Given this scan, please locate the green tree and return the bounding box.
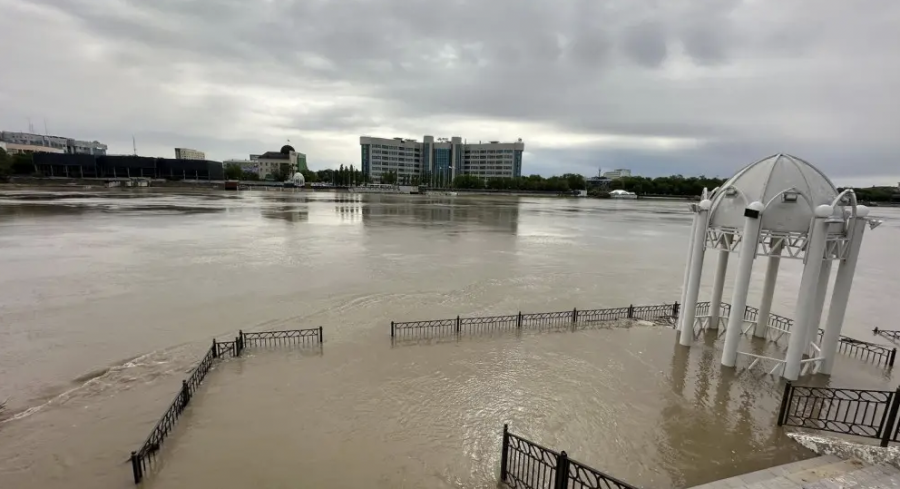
[452,174,484,189]
[300,169,318,183]
[11,153,35,175]
[0,148,11,179]
[224,163,243,180]
[381,171,398,184]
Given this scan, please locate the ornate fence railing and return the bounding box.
[836,336,896,367]
[500,424,642,489]
[777,383,900,447]
[874,328,900,341]
[129,327,322,484]
[391,303,679,339]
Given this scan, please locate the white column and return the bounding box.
[679,200,712,346]
[708,249,730,331]
[677,212,700,332]
[721,202,765,367]
[821,210,868,374]
[753,241,782,338]
[783,205,833,380]
[805,259,833,352]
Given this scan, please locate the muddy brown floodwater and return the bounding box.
[0,189,898,488]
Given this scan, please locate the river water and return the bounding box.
[0,189,898,488]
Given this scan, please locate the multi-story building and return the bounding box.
[175,148,206,160]
[359,135,524,184]
[0,131,106,155]
[602,169,632,179]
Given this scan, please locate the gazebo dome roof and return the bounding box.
[708,154,839,234]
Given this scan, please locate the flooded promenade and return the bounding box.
[0,189,898,488]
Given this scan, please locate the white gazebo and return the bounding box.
[676,154,881,380]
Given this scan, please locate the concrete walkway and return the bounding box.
[689,455,900,488]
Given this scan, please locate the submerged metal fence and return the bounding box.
[391,303,679,339]
[500,424,641,489]
[129,327,322,484]
[777,383,900,447]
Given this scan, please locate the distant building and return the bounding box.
[586,176,612,189]
[175,148,206,160]
[223,159,258,175]
[359,135,524,185]
[31,153,224,180]
[602,169,632,179]
[0,142,6,153]
[296,152,308,172]
[0,131,106,155]
[255,145,300,180]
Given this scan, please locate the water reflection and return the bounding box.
[329,194,520,234]
[261,205,309,223]
[658,333,811,487]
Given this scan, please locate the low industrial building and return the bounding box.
[32,153,224,180]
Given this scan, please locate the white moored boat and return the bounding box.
[610,189,638,199]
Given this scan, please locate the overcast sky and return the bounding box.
[1,0,898,185]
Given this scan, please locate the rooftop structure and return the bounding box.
[175,148,206,160]
[676,154,883,380]
[0,131,107,155]
[602,169,631,179]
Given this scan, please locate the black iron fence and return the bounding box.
[874,328,900,341]
[129,327,322,484]
[391,303,679,339]
[834,335,896,367]
[500,424,641,489]
[777,383,900,447]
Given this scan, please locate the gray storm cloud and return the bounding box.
[1,0,898,184]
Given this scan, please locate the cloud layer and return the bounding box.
[2,0,898,184]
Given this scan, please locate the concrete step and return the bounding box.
[689,455,900,488]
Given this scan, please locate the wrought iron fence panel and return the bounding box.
[577,307,629,325]
[874,328,900,341]
[781,385,895,439]
[742,306,759,323]
[631,303,674,321]
[521,310,575,329]
[768,314,793,332]
[504,432,559,489]
[215,341,237,357]
[565,457,642,489]
[460,315,519,334]
[186,348,215,394]
[835,337,896,367]
[392,318,457,338]
[694,302,711,317]
[242,328,321,347]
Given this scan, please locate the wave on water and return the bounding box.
[0,348,182,424]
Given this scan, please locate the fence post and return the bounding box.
[554,451,570,489]
[239,330,244,351]
[130,451,142,484]
[673,302,679,318]
[777,381,792,426]
[457,315,461,334]
[212,338,218,359]
[319,326,323,344]
[181,380,191,409]
[891,348,897,367]
[517,312,522,329]
[500,424,509,481]
[234,337,240,357]
[572,308,577,330]
[391,321,395,338]
[880,388,900,447]
[628,304,634,319]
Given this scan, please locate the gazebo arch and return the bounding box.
[676,154,881,380]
